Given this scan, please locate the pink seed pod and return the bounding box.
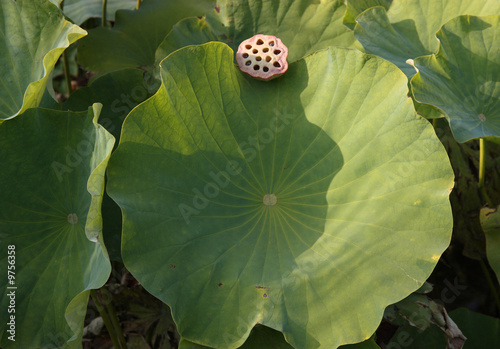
[236,34,288,81]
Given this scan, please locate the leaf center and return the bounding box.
[67,213,78,225]
[263,194,277,206]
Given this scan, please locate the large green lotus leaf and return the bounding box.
[107,42,454,348]
[63,0,137,25]
[343,0,392,30]
[77,0,215,74]
[353,0,500,79]
[155,0,358,67]
[411,15,500,143]
[480,205,500,282]
[0,0,86,120]
[0,105,114,348]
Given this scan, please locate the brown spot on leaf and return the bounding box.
[263,293,268,298]
[255,285,270,289]
[169,264,176,269]
[218,282,223,287]
[215,5,220,13]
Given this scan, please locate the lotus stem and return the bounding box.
[62,51,72,97]
[136,0,141,10]
[101,288,127,348]
[479,138,494,207]
[90,289,126,349]
[479,259,500,313]
[102,0,107,27]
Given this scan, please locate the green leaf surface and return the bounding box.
[155,0,359,68]
[77,0,215,74]
[353,0,500,79]
[411,15,500,143]
[0,0,86,120]
[107,42,454,348]
[343,0,392,30]
[0,105,114,348]
[63,0,137,25]
[480,205,500,282]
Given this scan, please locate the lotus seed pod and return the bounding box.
[236,34,288,81]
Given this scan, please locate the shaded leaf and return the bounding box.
[0,105,114,348]
[450,308,500,348]
[387,308,500,349]
[77,0,215,74]
[63,0,137,25]
[107,42,454,348]
[480,205,500,282]
[63,68,150,142]
[411,15,500,143]
[0,0,86,120]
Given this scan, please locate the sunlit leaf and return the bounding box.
[0,0,86,120]
[354,0,500,78]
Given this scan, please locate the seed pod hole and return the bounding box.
[263,67,269,72]
[252,49,258,54]
[256,39,264,45]
[265,56,271,62]
[242,53,249,58]
[269,41,274,46]
[274,49,281,55]
[273,62,281,68]
[245,44,252,49]
[263,47,269,53]
[256,56,262,61]
[245,61,251,66]
[254,65,260,70]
